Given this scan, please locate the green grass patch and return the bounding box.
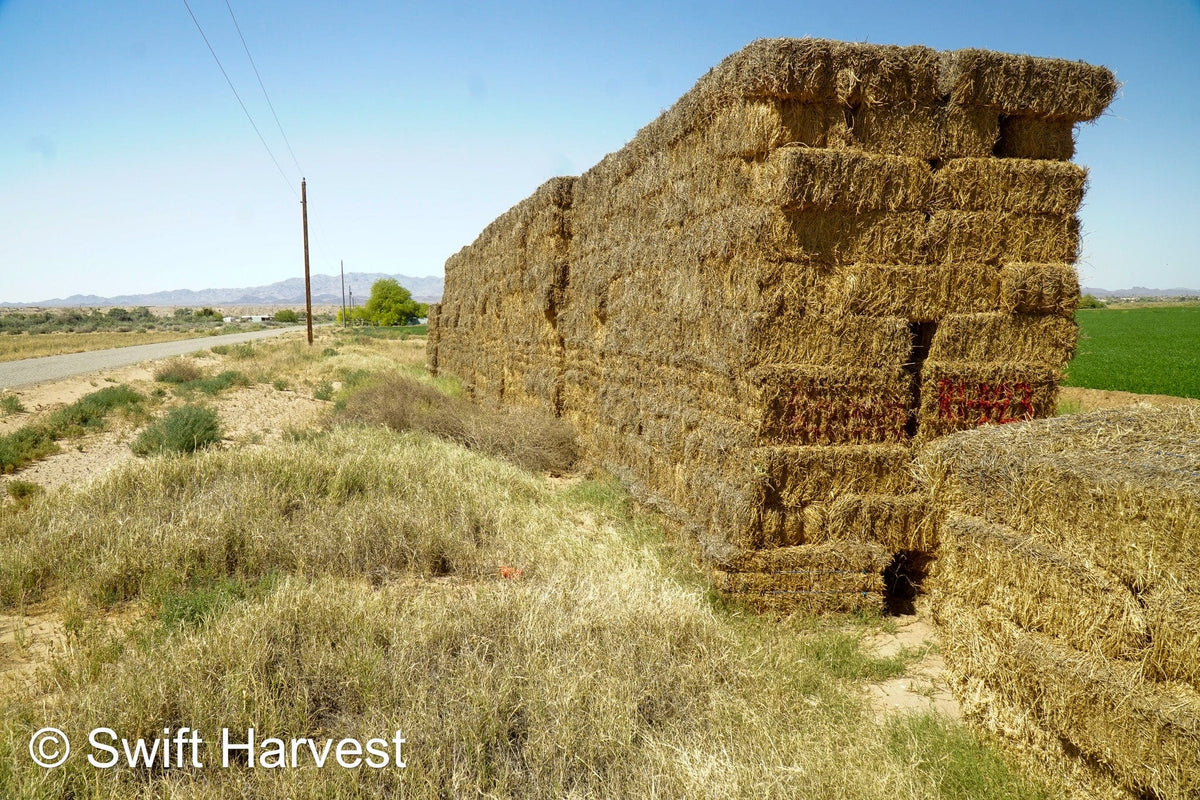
[1,386,144,473]
[155,573,280,630]
[0,394,24,415]
[0,427,57,473]
[131,405,222,456]
[170,369,252,396]
[887,713,1050,800]
[1065,306,1200,398]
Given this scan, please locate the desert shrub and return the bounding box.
[3,479,42,503]
[339,374,577,474]
[131,405,221,456]
[154,359,203,384]
[274,309,300,323]
[313,382,334,401]
[0,394,24,415]
[44,385,144,435]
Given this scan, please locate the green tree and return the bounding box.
[274,309,300,323]
[363,279,426,326]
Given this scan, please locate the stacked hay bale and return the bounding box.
[918,406,1200,800]
[434,177,573,412]
[430,38,1114,613]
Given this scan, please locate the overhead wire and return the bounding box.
[222,0,304,178]
[179,0,297,198]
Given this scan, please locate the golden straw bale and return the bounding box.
[938,599,1200,800]
[999,261,1081,317]
[933,157,1087,215]
[924,210,1080,265]
[759,444,915,506]
[752,148,933,212]
[996,115,1076,160]
[927,313,1078,365]
[917,406,1200,592]
[705,99,850,157]
[744,313,911,368]
[752,365,911,445]
[819,262,1004,320]
[1144,587,1200,692]
[916,361,1060,440]
[933,514,1149,661]
[851,105,999,159]
[939,48,1117,121]
[804,493,933,551]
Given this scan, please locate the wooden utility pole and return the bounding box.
[340,259,347,328]
[301,178,313,345]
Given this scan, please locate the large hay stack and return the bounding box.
[431,38,1114,613]
[918,406,1200,800]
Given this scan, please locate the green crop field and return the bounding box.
[1064,304,1200,399]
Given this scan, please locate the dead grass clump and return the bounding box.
[153,358,204,384]
[340,373,577,474]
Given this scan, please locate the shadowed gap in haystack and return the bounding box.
[904,321,938,438]
[883,550,935,615]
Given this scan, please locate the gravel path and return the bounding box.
[0,327,301,390]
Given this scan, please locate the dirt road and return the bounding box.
[0,327,300,390]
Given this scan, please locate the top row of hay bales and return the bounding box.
[430,37,1115,613]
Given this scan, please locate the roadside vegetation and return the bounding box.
[0,327,1053,799]
[0,385,146,473]
[1065,302,1200,399]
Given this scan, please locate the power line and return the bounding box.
[223,0,304,177]
[180,0,297,197]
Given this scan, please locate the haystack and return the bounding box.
[429,38,1114,613]
[919,406,1200,800]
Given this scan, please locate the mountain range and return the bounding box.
[2,273,445,308]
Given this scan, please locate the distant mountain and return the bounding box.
[1083,286,1200,299]
[3,273,444,307]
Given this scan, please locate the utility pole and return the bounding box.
[348,287,353,325]
[301,178,313,345]
[340,259,347,328]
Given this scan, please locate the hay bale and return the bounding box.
[938,599,1200,800]
[932,157,1087,215]
[851,105,998,160]
[917,406,1200,591]
[917,361,1061,439]
[820,262,1004,320]
[752,365,911,445]
[714,540,892,614]
[939,48,1117,121]
[926,312,1077,365]
[1144,587,1200,691]
[806,493,934,551]
[744,313,911,368]
[996,115,1076,160]
[706,99,850,157]
[924,210,1080,265]
[753,147,933,212]
[933,514,1149,661]
[999,261,1080,317]
[759,444,915,506]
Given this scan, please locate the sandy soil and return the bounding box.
[862,600,960,720]
[0,607,66,697]
[1,353,327,496]
[1058,386,1200,413]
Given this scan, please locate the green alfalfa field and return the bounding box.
[1064,303,1200,399]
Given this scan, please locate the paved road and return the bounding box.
[0,327,304,390]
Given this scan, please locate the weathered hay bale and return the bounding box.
[918,406,1200,591]
[996,115,1076,160]
[820,262,1002,320]
[753,148,933,212]
[932,157,1087,215]
[851,105,998,159]
[934,514,1149,660]
[744,313,911,368]
[939,48,1117,121]
[923,210,1080,264]
[938,598,1200,800]
[926,312,1077,365]
[1144,587,1200,691]
[805,493,933,551]
[917,361,1060,439]
[752,365,910,445]
[706,99,850,157]
[999,261,1080,317]
[759,444,915,506]
[715,540,892,614]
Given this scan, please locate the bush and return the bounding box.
[274,309,300,323]
[131,405,222,456]
[154,359,203,384]
[45,386,144,434]
[339,374,577,474]
[3,479,42,503]
[1078,293,1106,309]
[0,394,24,416]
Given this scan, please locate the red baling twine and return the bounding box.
[936,379,1034,426]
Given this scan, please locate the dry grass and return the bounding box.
[0,423,1048,799]
[339,373,577,474]
[0,330,214,363]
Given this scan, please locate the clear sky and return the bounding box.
[1,0,1197,302]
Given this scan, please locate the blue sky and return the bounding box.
[1,0,1197,302]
